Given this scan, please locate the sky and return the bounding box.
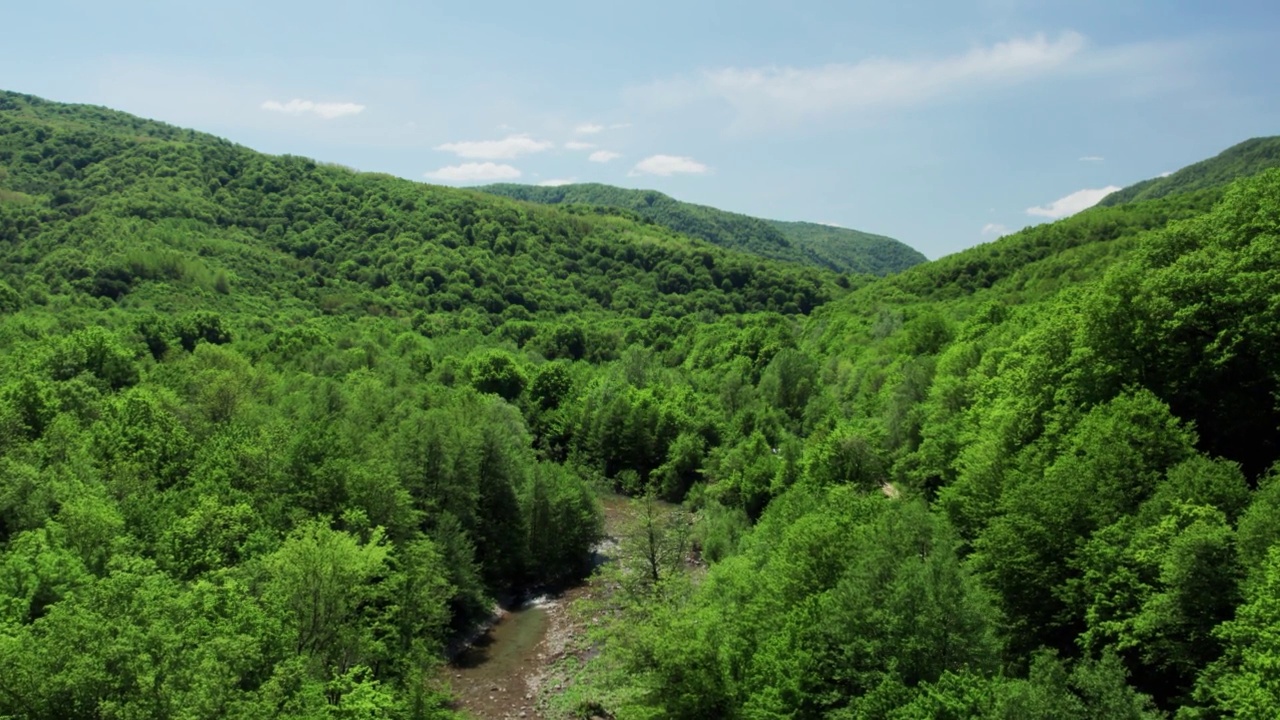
[2,0,1278,258]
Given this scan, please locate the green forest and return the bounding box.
[477,183,926,276]
[1,89,1279,720]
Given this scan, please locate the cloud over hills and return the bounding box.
[261,99,365,119]
[1027,185,1121,219]
[425,162,522,182]
[631,155,709,176]
[436,135,554,160]
[628,32,1091,131]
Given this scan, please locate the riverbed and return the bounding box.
[445,494,639,719]
[446,598,553,719]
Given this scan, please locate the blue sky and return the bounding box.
[3,0,1277,258]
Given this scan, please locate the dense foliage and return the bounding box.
[578,163,1280,719]
[479,182,926,275]
[0,90,842,718]
[2,90,1279,719]
[766,219,927,276]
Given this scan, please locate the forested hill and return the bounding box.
[573,157,1280,717]
[3,89,1280,720]
[1099,135,1280,207]
[0,89,842,717]
[0,90,840,322]
[479,182,926,275]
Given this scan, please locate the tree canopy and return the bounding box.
[2,89,1280,719]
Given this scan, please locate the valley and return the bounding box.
[0,89,1279,719]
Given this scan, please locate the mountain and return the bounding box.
[3,90,1280,720]
[478,182,926,275]
[0,91,840,324]
[0,89,845,716]
[600,165,1280,720]
[1099,135,1280,207]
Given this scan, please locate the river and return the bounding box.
[446,598,554,719]
[445,494,643,720]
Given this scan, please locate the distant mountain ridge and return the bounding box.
[1100,136,1280,207]
[0,89,842,322]
[478,182,926,276]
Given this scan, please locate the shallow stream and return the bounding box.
[448,599,553,719]
[445,493,674,719]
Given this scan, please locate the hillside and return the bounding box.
[584,172,1280,720]
[2,91,1280,720]
[0,92,841,324]
[479,182,926,275]
[0,90,842,718]
[1100,135,1280,207]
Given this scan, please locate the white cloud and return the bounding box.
[424,163,522,182]
[589,150,622,163]
[435,134,553,160]
[1079,155,1105,162]
[982,223,1010,236]
[574,123,605,134]
[261,98,365,119]
[631,155,709,176]
[564,141,595,150]
[629,32,1088,130]
[1160,170,1174,177]
[1026,185,1121,219]
[538,178,577,187]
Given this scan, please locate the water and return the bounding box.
[450,601,551,719]
[446,493,680,718]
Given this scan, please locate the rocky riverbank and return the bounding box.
[446,496,634,720]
